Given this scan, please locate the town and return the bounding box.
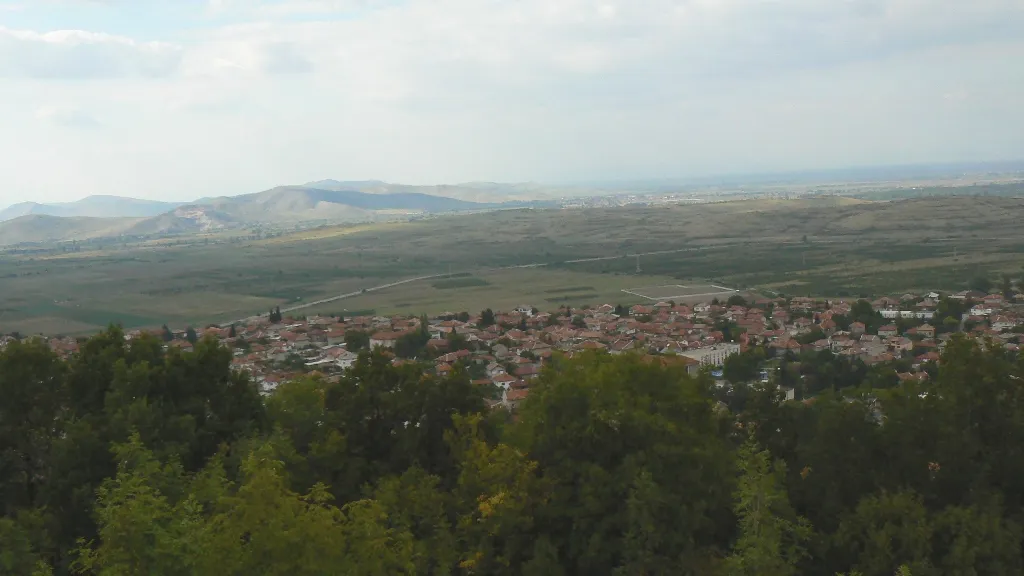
[12,285,1022,410]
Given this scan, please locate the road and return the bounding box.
[218,273,446,327]
[218,244,755,326]
[217,234,1014,327]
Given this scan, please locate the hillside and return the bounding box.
[0,207,234,245]
[0,186,489,244]
[304,179,554,203]
[194,185,484,223]
[0,214,145,245]
[0,196,184,222]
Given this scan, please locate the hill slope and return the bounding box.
[304,180,553,203]
[0,196,184,222]
[0,215,145,245]
[194,186,484,223]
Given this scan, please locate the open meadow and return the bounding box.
[1,195,1023,335]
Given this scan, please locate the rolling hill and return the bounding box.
[0,206,237,246]
[0,185,492,245]
[192,186,486,223]
[0,196,185,222]
[303,180,554,203]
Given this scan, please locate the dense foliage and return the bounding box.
[1,327,1022,575]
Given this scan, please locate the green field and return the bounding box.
[2,195,1023,335]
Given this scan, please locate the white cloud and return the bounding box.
[0,26,181,78]
[35,105,101,128]
[2,0,1024,206]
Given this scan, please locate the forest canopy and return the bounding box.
[1,327,1022,575]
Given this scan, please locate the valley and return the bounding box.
[1,194,1022,336]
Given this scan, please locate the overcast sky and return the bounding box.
[1,0,1023,205]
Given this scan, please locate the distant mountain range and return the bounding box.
[0,180,554,246]
[0,196,184,221]
[302,180,554,203]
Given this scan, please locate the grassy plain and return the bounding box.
[2,195,1023,335]
[298,269,685,318]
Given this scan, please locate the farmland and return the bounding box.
[1,195,1023,335]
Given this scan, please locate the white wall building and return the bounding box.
[880,310,935,320]
[681,343,741,367]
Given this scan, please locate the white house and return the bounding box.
[681,343,741,367]
[879,310,934,320]
[970,305,993,317]
[335,349,359,369]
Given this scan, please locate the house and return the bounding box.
[681,343,741,367]
[335,349,359,369]
[491,373,518,390]
[326,328,347,346]
[850,322,866,335]
[370,330,408,349]
[513,305,535,317]
[916,324,936,339]
[878,324,898,338]
[992,316,1019,332]
[500,388,529,411]
[970,305,993,317]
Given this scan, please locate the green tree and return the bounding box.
[479,309,496,328]
[832,491,933,576]
[727,294,749,307]
[447,328,469,352]
[513,352,734,574]
[724,348,765,384]
[161,324,174,342]
[1000,273,1014,299]
[344,330,370,351]
[970,275,993,294]
[725,431,811,576]
[185,326,198,344]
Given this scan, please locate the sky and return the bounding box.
[1,0,1024,205]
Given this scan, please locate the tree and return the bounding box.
[832,491,933,576]
[228,324,236,338]
[724,348,765,384]
[161,324,174,342]
[479,309,496,328]
[345,330,370,351]
[725,431,811,576]
[185,326,198,344]
[571,315,586,329]
[727,294,749,307]
[514,352,734,573]
[970,275,993,294]
[447,328,470,352]
[1001,273,1014,299]
[269,306,283,323]
[76,436,418,576]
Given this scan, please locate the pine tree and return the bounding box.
[726,430,811,576]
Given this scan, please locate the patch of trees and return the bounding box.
[344,329,370,351]
[268,306,283,323]
[1,328,1023,574]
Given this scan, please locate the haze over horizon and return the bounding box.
[2,0,1024,206]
